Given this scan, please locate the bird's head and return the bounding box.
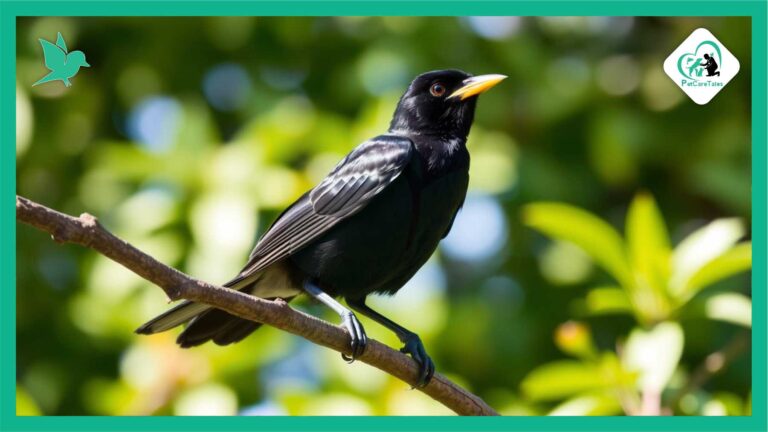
[68,50,90,68]
[389,69,506,138]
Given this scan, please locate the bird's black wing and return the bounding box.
[227,135,414,285]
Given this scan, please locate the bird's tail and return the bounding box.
[135,300,211,335]
[135,264,299,347]
[32,72,55,87]
[175,304,272,348]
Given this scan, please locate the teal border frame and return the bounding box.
[2,1,765,431]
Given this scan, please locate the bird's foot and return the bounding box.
[400,333,435,388]
[340,311,367,363]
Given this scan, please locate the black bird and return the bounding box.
[136,70,506,387]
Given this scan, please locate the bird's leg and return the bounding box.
[303,281,367,362]
[347,297,435,387]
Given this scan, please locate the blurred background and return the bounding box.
[16,16,752,416]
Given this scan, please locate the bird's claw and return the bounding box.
[340,311,367,363]
[400,333,435,388]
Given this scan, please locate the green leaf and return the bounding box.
[626,192,671,273]
[685,242,752,298]
[626,193,671,310]
[521,360,605,401]
[523,203,632,288]
[622,322,683,393]
[681,291,752,327]
[539,240,594,286]
[16,386,41,416]
[583,286,633,315]
[548,392,624,416]
[599,352,639,389]
[670,218,745,299]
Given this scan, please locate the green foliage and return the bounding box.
[522,360,606,401]
[521,350,636,415]
[523,203,633,288]
[521,192,751,414]
[524,193,751,326]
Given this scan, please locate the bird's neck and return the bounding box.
[388,123,472,142]
[402,133,470,179]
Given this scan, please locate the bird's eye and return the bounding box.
[430,82,446,97]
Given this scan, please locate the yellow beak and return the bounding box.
[448,74,508,100]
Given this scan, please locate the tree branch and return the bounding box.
[16,195,498,416]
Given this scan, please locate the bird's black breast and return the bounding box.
[288,137,469,299]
